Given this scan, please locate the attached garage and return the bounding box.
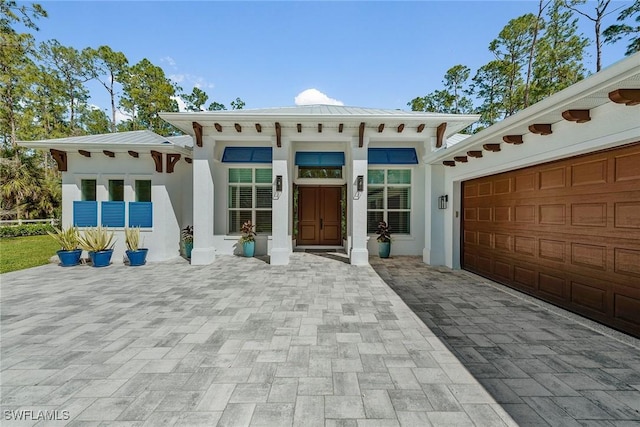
[462,143,640,337]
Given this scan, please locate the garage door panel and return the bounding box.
[463,142,640,337]
[571,159,608,187]
[615,202,640,229]
[540,167,566,190]
[615,152,640,182]
[571,281,608,314]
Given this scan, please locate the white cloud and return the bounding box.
[161,56,176,67]
[294,88,344,106]
[169,74,185,83]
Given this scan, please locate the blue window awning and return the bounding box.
[368,148,418,164]
[295,152,345,167]
[222,147,272,163]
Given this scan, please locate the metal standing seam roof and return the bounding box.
[17,130,193,150]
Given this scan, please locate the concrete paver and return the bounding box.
[371,256,640,426]
[1,253,516,426]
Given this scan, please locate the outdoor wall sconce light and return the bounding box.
[356,175,364,192]
[438,195,448,209]
[275,175,283,192]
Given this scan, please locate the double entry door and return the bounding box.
[297,186,342,245]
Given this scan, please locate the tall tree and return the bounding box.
[563,0,614,71]
[523,1,551,107]
[489,13,539,115]
[470,60,513,128]
[208,101,227,111]
[88,45,128,132]
[182,87,209,111]
[408,65,473,114]
[604,0,640,56]
[0,0,47,33]
[120,58,180,135]
[532,0,588,102]
[39,39,93,132]
[230,97,245,110]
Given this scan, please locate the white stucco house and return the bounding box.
[20,52,640,336]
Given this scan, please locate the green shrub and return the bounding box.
[0,223,56,238]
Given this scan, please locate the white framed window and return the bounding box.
[228,168,273,233]
[367,169,411,234]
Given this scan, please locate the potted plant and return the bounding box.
[78,226,115,267]
[239,220,256,257]
[376,220,391,258]
[125,227,148,266]
[47,226,82,267]
[181,225,193,259]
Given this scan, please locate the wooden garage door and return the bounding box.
[462,142,640,337]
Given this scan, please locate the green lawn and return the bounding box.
[0,235,59,274]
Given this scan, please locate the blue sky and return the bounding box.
[32,1,632,112]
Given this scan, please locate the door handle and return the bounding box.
[320,218,323,230]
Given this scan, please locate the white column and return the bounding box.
[349,137,369,265]
[270,138,290,265]
[191,137,216,265]
[423,164,446,266]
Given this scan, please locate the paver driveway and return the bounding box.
[1,253,515,426]
[371,256,640,426]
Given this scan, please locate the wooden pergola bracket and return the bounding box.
[443,160,456,167]
[436,122,447,148]
[454,156,468,163]
[255,123,262,133]
[483,143,501,152]
[192,121,203,147]
[562,109,591,123]
[128,150,139,158]
[78,150,91,158]
[297,123,302,133]
[185,157,192,164]
[608,89,640,106]
[275,122,281,147]
[338,123,344,133]
[503,135,523,144]
[150,150,163,173]
[378,124,385,133]
[214,123,222,132]
[467,150,483,158]
[50,149,67,171]
[528,123,552,135]
[397,124,405,133]
[103,150,115,158]
[166,153,181,173]
[318,123,322,133]
[359,122,365,147]
[417,124,425,133]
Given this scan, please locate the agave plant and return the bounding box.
[47,226,79,251]
[77,226,115,252]
[125,227,143,251]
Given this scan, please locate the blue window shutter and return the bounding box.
[295,152,345,166]
[101,201,125,227]
[222,147,272,163]
[368,148,418,164]
[129,202,153,228]
[73,201,98,227]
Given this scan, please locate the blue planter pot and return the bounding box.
[126,249,148,266]
[378,241,391,258]
[57,249,82,267]
[184,242,193,259]
[89,249,113,267]
[243,240,255,257]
